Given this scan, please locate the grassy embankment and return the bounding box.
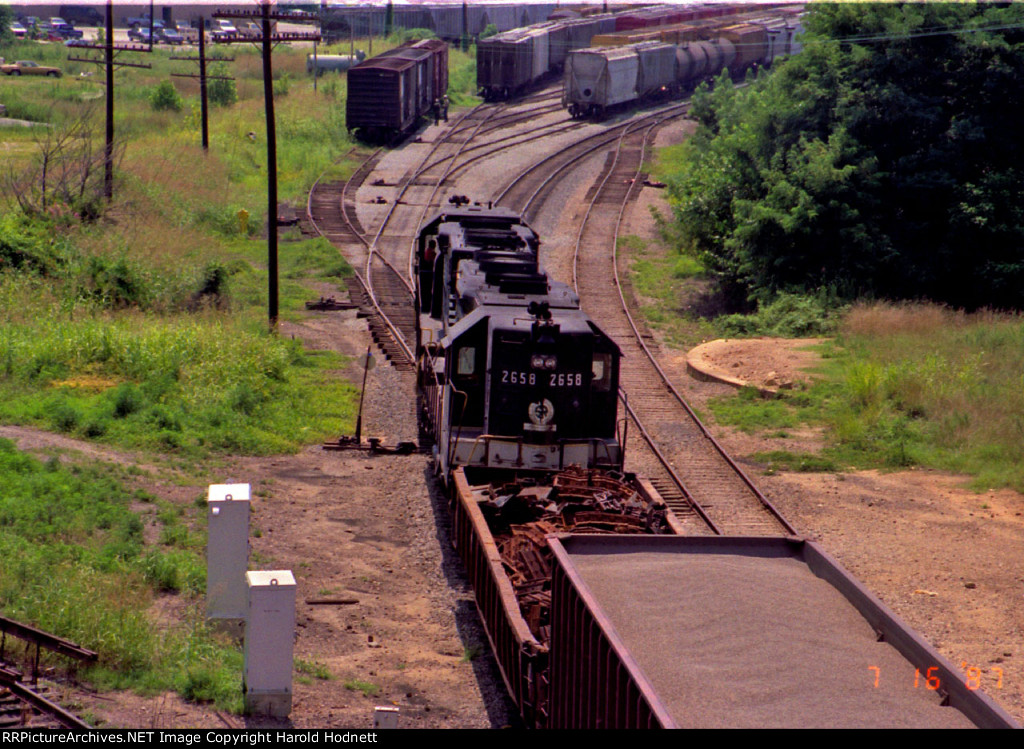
[0,34,478,714]
[630,142,1024,493]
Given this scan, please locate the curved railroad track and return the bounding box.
[569,112,798,537]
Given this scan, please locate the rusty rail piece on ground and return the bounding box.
[0,615,98,682]
[0,616,95,729]
[0,667,91,730]
[479,466,673,647]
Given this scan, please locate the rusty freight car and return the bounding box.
[345,40,448,141]
[451,488,1020,729]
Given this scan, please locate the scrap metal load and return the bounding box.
[479,466,675,644]
[451,466,679,728]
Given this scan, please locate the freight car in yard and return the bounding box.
[564,11,803,118]
[345,39,448,142]
[452,476,1019,729]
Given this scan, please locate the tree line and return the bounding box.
[667,3,1024,311]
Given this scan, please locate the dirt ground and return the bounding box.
[7,118,1023,729]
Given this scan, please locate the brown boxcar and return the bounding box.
[345,40,448,140]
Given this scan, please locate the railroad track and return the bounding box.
[569,114,797,537]
[310,97,794,537]
[308,149,419,371]
[493,101,688,220]
[309,99,555,370]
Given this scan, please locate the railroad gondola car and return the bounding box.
[345,39,448,142]
[414,207,623,482]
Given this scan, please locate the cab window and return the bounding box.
[592,353,612,392]
[457,347,476,376]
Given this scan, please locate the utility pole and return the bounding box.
[67,0,152,201]
[213,2,320,332]
[170,19,235,151]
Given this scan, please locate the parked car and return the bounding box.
[210,19,237,40]
[1,60,63,77]
[237,21,262,38]
[10,22,27,38]
[50,21,83,40]
[155,27,184,45]
[173,22,198,42]
[127,27,154,44]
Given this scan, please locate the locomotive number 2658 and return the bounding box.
[501,371,584,387]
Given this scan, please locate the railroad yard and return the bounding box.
[0,91,1000,728]
[3,2,1024,727]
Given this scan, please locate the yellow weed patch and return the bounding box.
[51,375,120,391]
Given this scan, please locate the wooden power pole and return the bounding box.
[213,2,320,331]
[67,0,152,201]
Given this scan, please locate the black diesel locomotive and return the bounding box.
[414,207,623,481]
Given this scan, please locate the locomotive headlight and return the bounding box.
[531,354,557,370]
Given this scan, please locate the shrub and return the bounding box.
[717,294,840,338]
[208,78,237,108]
[272,73,291,98]
[149,81,183,112]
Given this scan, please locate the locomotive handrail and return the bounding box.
[447,387,470,476]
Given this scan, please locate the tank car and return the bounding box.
[306,51,366,76]
[414,207,623,482]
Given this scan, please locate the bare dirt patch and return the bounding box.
[686,337,826,392]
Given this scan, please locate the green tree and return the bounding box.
[0,5,14,46]
[667,3,1024,310]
